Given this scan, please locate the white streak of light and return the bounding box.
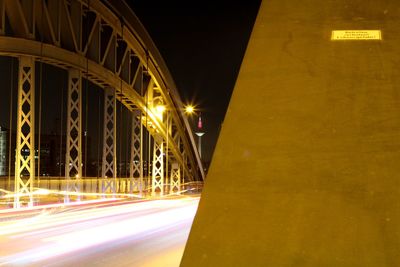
[0,198,199,266]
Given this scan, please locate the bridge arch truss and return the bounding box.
[0,0,204,205]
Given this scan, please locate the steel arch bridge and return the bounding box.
[0,0,204,207]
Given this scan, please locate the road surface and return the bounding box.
[0,197,199,266]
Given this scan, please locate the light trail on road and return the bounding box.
[0,197,199,266]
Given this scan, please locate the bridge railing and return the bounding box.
[0,177,202,197]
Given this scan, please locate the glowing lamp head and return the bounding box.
[155,105,166,114]
[185,105,195,114]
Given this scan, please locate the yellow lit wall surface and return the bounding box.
[181,0,400,266]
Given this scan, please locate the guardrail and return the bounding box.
[0,177,203,196]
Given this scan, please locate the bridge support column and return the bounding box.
[129,110,143,194]
[65,69,82,201]
[182,152,186,184]
[102,87,117,194]
[170,162,180,193]
[14,56,35,208]
[165,111,172,193]
[151,136,164,196]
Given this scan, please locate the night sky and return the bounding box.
[129,0,261,163]
[0,1,261,167]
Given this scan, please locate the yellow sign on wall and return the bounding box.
[331,30,382,40]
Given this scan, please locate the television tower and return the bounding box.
[195,114,205,159]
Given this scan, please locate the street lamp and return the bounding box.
[185,105,195,114]
[155,104,166,117]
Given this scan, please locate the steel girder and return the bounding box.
[14,56,35,208]
[151,136,164,196]
[65,69,82,198]
[130,110,143,193]
[102,87,117,194]
[0,0,204,182]
[170,163,181,193]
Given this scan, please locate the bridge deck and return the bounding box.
[0,197,199,266]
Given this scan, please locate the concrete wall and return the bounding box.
[181,0,400,266]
